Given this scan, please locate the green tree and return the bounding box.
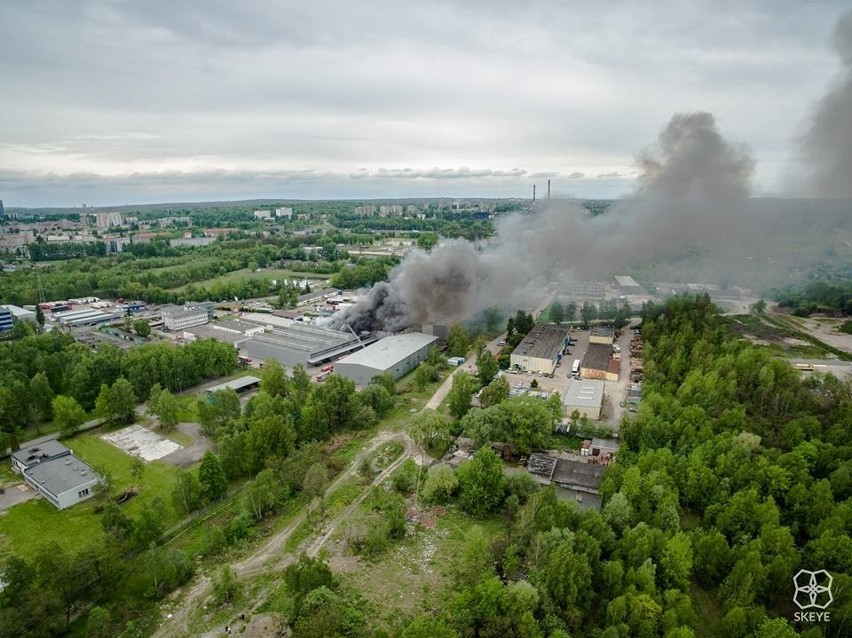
[260,358,289,397]
[213,565,240,605]
[402,615,458,638]
[479,376,509,409]
[52,395,86,436]
[198,451,228,502]
[197,388,241,436]
[550,301,565,325]
[500,396,553,454]
[29,371,54,426]
[132,319,151,338]
[457,447,507,516]
[476,349,499,387]
[303,463,329,501]
[407,410,451,449]
[581,301,598,326]
[446,323,471,358]
[414,362,439,391]
[360,383,394,416]
[129,456,145,489]
[151,388,178,431]
[172,469,202,514]
[35,305,45,327]
[244,469,278,520]
[95,378,137,424]
[422,463,458,504]
[448,373,477,419]
[85,606,111,638]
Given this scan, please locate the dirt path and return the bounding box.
[152,430,414,638]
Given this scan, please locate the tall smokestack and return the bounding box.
[547,179,551,200]
[533,184,536,203]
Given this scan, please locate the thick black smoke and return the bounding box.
[800,10,852,198]
[332,112,754,333]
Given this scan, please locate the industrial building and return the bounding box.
[241,322,376,367]
[0,307,13,332]
[614,275,643,295]
[0,304,36,325]
[526,452,608,510]
[589,326,615,345]
[563,379,605,420]
[213,319,267,337]
[335,332,439,386]
[510,324,570,375]
[161,305,209,331]
[580,343,619,381]
[205,375,261,395]
[11,440,100,510]
[53,308,121,328]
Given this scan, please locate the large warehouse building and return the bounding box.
[563,379,605,420]
[335,332,439,386]
[241,323,377,367]
[510,324,570,375]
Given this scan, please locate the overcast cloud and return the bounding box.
[0,1,848,207]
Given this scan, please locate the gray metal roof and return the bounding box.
[206,375,261,393]
[336,332,438,370]
[24,454,98,496]
[563,379,605,408]
[12,439,70,467]
[512,324,569,360]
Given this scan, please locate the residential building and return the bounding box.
[93,211,125,229]
[355,205,375,217]
[275,207,294,219]
[253,210,272,220]
[106,236,131,253]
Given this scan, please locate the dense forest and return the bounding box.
[0,332,239,446]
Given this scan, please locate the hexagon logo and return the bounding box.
[793,569,833,610]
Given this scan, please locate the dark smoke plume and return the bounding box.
[332,112,754,333]
[800,10,852,198]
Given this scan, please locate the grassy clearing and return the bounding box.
[169,268,332,292]
[326,476,365,516]
[334,508,509,631]
[0,434,182,560]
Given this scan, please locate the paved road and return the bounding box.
[424,332,507,411]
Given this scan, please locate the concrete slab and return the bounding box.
[102,424,182,462]
[0,482,37,511]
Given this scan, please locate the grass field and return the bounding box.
[169,267,332,292]
[0,434,182,559]
[334,508,509,630]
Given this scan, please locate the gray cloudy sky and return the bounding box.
[0,1,848,207]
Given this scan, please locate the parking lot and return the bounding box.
[500,322,639,431]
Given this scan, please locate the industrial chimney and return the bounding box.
[547,179,551,200]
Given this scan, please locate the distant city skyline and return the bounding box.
[0,1,849,207]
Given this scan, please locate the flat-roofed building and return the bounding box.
[580,343,618,381]
[510,324,569,375]
[589,326,615,345]
[242,323,369,367]
[11,439,100,509]
[614,275,642,294]
[205,375,261,394]
[161,305,209,331]
[563,379,605,420]
[213,319,266,337]
[335,332,439,386]
[0,304,36,324]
